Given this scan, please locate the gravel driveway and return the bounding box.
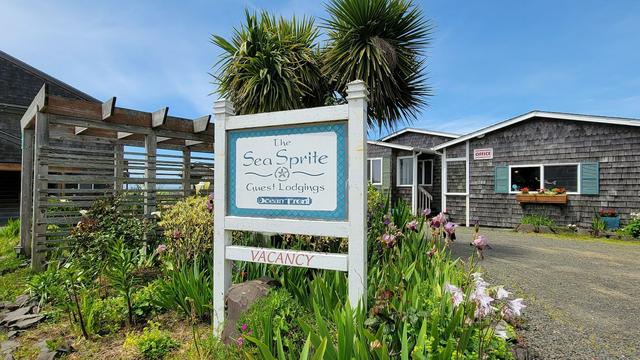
[450,228,640,359]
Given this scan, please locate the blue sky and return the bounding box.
[1,0,639,137]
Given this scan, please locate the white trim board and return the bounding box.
[380,128,460,142]
[434,110,640,150]
[367,140,436,154]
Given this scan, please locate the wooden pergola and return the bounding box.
[19,85,214,270]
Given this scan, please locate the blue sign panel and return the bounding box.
[227,122,347,220]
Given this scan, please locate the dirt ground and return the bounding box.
[450,227,640,359]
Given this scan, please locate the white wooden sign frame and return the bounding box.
[213,80,369,334]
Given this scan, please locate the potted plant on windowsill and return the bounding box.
[515,187,568,204]
[599,208,620,229]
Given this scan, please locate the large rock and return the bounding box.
[0,307,32,326]
[515,224,535,233]
[221,277,279,344]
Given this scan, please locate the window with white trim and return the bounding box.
[397,156,413,186]
[367,158,382,185]
[417,159,433,186]
[509,164,579,193]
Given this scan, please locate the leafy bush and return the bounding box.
[28,262,67,306]
[106,238,139,326]
[624,218,640,238]
[77,291,127,336]
[132,279,165,318]
[67,195,148,277]
[0,218,20,238]
[521,214,555,227]
[155,259,212,320]
[158,196,213,268]
[124,321,178,359]
[238,289,313,354]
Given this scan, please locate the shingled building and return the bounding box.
[0,50,97,224]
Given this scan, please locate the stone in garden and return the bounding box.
[36,340,56,360]
[13,295,31,308]
[536,225,555,234]
[11,315,44,330]
[221,277,279,344]
[516,224,535,233]
[576,228,591,236]
[0,307,32,326]
[5,331,18,339]
[0,340,18,355]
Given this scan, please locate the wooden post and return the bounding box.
[182,148,191,197]
[19,128,34,256]
[213,98,234,334]
[346,80,368,308]
[114,143,124,193]
[31,112,49,271]
[144,133,157,216]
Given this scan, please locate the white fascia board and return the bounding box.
[380,128,460,142]
[433,111,640,151]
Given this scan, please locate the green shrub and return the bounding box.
[591,215,607,235]
[238,289,313,354]
[124,321,178,359]
[106,238,139,326]
[521,214,555,227]
[132,279,165,318]
[623,215,640,238]
[28,262,67,306]
[158,195,213,268]
[78,292,127,336]
[67,195,148,277]
[0,218,20,238]
[155,259,212,321]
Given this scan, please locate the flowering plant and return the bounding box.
[520,187,529,194]
[551,187,566,194]
[599,208,617,217]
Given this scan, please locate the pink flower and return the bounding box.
[381,233,396,248]
[236,337,244,347]
[406,220,418,232]
[155,244,167,255]
[495,286,510,300]
[241,323,248,332]
[445,283,465,308]
[472,235,490,250]
[444,222,456,235]
[422,208,432,217]
[431,212,446,228]
[427,246,437,258]
[172,229,182,240]
[206,193,214,212]
[504,298,526,318]
[383,215,391,226]
[471,285,494,319]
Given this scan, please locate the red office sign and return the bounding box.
[473,148,493,160]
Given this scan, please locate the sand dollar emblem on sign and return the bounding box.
[274,166,290,181]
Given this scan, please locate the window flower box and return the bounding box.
[515,194,568,205]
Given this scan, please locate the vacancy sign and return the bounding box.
[213,81,369,335]
[473,148,493,160]
[228,123,346,220]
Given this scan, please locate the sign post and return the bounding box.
[213,81,369,334]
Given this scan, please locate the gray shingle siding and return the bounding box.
[387,131,453,148]
[443,117,640,228]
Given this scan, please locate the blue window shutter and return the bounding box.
[580,162,599,195]
[494,165,509,193]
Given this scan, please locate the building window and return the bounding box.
[367,158,382,185]
[397,156,413,186]
[544,164,578,192]
[510,164,579,193]
[510,166,540,192]
[417,159,433,186]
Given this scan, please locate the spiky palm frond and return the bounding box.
[323,0,432,129]
[212,11,331,115]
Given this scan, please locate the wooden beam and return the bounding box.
[193,115,211,133]
[20,84,48,129]
[102,97,117,120]
[0,163,21,171]
[19,129,34,256]
[152,107,169,127]
[46,96,215,138]
[31,112,49,271]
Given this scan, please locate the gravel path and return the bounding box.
[450,228,640,359]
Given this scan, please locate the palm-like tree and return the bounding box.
[212,0,432,129]
[212,11,330,115]
[323,0,432,129]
